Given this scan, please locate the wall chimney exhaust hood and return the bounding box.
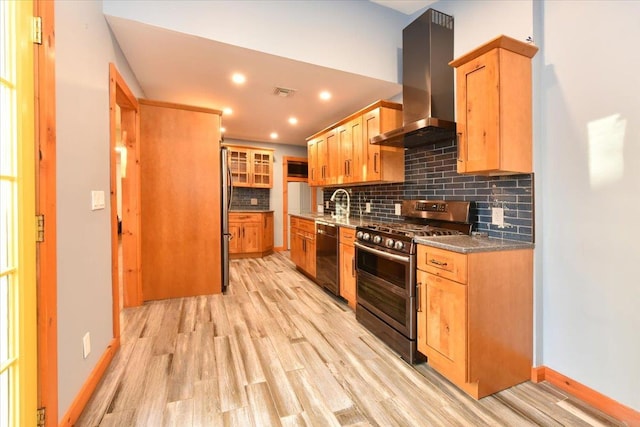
[371,9,456,148]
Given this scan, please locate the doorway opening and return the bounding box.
[282,157,315,250]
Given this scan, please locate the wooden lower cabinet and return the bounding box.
[229,211,273,258]
[290,216,316,278]
[417,244,533,399]
[339,227,356,309]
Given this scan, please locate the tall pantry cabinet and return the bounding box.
[139,100,223,300]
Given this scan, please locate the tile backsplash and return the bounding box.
[230,187,270,210]
[323,140,534,242]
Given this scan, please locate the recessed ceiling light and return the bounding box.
[319,91,331,101]
[220,127,226,133]
[223,107,233,115]
[288,117,298,125]
[270,132,278,139]
[231,73,246,84]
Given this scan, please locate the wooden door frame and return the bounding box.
[109,63,141,324]
[34,1,58,424]
[281,156,314,251]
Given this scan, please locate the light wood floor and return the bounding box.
[77,252,623,426]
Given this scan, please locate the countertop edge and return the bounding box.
[289,213,361,229]
[415,236,535,254]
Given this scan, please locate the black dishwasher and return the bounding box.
[315,221,339,296]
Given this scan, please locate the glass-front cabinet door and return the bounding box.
[229,147,250,187]
[252,150,272,188]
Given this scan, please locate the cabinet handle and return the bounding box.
[243,227,245,238]
[456,132,464,163]
[429,258,448,267]
[351,257,355,277]
[416,282,422,312]
[374,153,379,173]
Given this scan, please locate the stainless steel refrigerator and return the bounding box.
[221,146,233,292]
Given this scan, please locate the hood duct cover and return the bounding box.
[372,9,456,148]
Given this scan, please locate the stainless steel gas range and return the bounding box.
[354,200,472,363]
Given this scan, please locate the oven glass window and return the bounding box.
[356,248,407,290]
[358,273,407,327]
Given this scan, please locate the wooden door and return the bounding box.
[305,235,317,277]
[307,139,319,186]
[228,223,242,254]
[363,108,381,182]
[339,242,356,308]
[242,222,262,253]
[422,272,468,383]
[337,123,352,184]
[456,49,500,173]
[140,100,222,300]
[325,129,338,186]
[263,213,274,251]
[315,134,327,185]
[290,228,303,267]
[229,147,251,186]
[252,150,272,188]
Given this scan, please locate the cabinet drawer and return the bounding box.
[290,216,299,229]
[417,245,467,284]
[230,212,261,223]
[295,218,316,234]
[339,227,355,245]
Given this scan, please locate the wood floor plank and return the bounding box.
[153,298,183,355]
[286,369,341,427]
[292,341,352,413]
[254,336,303,417]
[179,296,197,333]
[106,337,155,413]
[195,324,216,380]
[133,353,172,427]
[166,332,198,402]
[98,408,136,427]
[193,379,223,426]
[210,293,232,337]
[247,381,283,427]
[233,326,266,385]
[163,399,194,427]
[214,335,248,412]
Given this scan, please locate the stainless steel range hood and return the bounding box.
[372,9,456,148]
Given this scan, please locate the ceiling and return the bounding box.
[105,15,403,147]
[370,0,437,15]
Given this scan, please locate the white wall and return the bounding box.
[56,1,144,419]
[223,138,307,248]
[102,0,407,83]
[539,0,640,411]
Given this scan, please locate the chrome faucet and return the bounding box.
[330,188,350,220]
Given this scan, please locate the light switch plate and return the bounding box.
[365,202,371,213]
[395,203,402,215]
[91,190,105,210]
[492,207,504,227]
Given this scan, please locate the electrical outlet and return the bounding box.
[250,198,258,205]
[325,201,330,209]
[492,207,504,227]
[83,332,91,359]
[91,190,105,210]
[365,202,371,213]
[395,203,402,215]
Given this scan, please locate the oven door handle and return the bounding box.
[354,241,411,264]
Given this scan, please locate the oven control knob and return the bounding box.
[394,241,404,251]
[373,235,382,244]
[385,238,394,248]
[363,233,371,241]
[356,231,363,240]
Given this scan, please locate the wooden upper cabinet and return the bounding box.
[306,100,403,187]
[226,145,274,188]
[450,35,538,175]
[362,107,404,183]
